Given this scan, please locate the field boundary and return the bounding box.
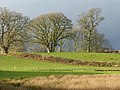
[10,53,120,67]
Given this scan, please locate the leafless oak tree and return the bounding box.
[78,8,104,52]
[29,12,72,53]
[0,7,30,54]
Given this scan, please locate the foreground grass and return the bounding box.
[1,74,120,90]
[18,74,120,90]
[39,52,120,62]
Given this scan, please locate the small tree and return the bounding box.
[78,8,104,52]
[29,12,73,53]
[0,7,30,54]
[91,30,112,52]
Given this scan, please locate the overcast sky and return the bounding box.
[0,0,120,49]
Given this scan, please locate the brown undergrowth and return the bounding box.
[1,74,120,90]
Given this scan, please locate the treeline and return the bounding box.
[0,7,112,54]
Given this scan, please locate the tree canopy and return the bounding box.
[78,8,104,52]
[29,12,73,52]
[0,7,112,54]
[0,7,30,54]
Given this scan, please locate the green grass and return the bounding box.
[0,55,101,71]
[38,52,120,62]
[0,71,104,79]
[0,54,120,79]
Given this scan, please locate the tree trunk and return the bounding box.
[46,47,50,53]
[60,45,62,52]
[87,30,92,53]
[50,47,55,52]
[0,46,9,54]
[87,42,91,52]
[50,45,55,52]
[46,45,56,53]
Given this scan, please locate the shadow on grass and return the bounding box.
[26,86,120,90]
[21,86,120,90]
[0,70,103,79]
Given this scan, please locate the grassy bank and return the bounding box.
[39,52,120,62]
[1,74,120,90]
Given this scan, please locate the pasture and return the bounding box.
[1,53,120,90]
[0,53,120,79]
[39,52,120,62]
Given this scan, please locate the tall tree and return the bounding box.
[29,12,73,53]
[0,7,30,54]
[76,29,112,52]
[78,8,104,52]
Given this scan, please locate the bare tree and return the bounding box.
[0,7,30,54]
[91,30,112,52]
[78,8,104,52]
[29,12,72,53]
[76,29,112,52]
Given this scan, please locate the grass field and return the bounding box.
[1,53,120,90]
[0,55,102,79]
[39,52,120,62]
[0,53,120,79]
